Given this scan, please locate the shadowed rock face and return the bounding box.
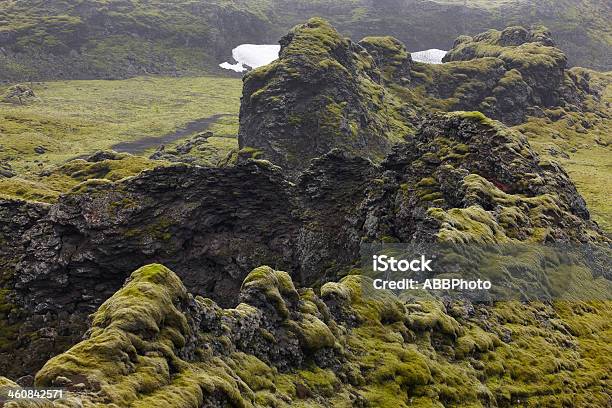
[1,112,606,378]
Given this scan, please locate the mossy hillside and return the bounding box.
[8,262,612,407]
[239,18,412,173]
[2,0,610,82]
[0,0,276,80]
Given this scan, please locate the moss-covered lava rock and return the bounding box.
[3,263,608,407]
[1,111,608,380]
[238,18,411,174]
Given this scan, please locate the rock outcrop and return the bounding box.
[238,18,411,174]
[359,36,412,84]
[239,20,605,171]
[405,25,602,126]
[1,84,38,105]
[443,26,567,106]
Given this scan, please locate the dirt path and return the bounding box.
[111,113,231,155]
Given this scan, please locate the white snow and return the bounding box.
[411,49,447,64]
[220,44,281,73]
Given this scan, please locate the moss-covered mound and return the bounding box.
[443,26,567,105]
[402,25,598,126]
[3,264,607,407]
[238,18,411,173]
[1,84,38,105]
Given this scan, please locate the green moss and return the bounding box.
[495,68,524,89]
[454,325,500,359]
[428,205,507,244]
[297,367,338,397]
[228,352,277,393]
[416,177,437,188]
[296,314,336,352]
[360,36,406,55]
[241,266,299,319]
[406,301,462,338]
[24,262,612,407]
[34,264,255,407]
[69,178,114,194]
[237,146,264,160]
[0,376,18,388]
[454,111,488,123]
[125,216,174,242]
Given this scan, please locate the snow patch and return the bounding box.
[220,44,281,73]
[411,49,447,64]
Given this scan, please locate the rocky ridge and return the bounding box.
[239,19,606,174]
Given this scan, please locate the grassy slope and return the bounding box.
[0,76,242,201]
[0,0,274,80]
[0,0,609,82]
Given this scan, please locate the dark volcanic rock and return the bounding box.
[359,36,412,84]
[238,18,411,174]
[0,160,16,178]
[434,26,568,123]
